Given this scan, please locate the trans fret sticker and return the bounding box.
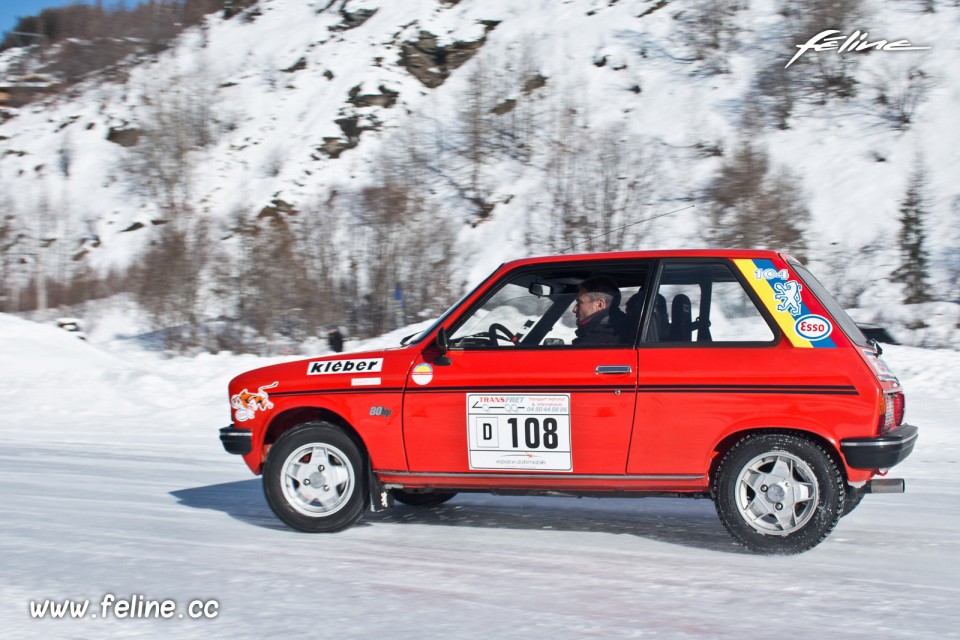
[467,394,572,471]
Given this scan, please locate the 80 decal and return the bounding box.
[795,314,833,341]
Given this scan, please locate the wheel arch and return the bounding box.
[709,426,847,493]
[259,407,368,473]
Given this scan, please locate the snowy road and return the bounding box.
[2,315,958,639]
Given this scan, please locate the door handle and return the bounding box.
[595,365,632,375]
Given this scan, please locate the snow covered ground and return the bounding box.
[1,312,958,639]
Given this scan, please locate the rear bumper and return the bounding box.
[219,424,253,455]
[841,423,918,470]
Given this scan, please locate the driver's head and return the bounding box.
[573,276,618,324]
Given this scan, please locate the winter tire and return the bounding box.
[713,433,844,554]
[263,422,367,532]
[842,484,867,517]
[391,489,458,507]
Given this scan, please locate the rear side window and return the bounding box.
[788,259,869,347]
[644,261,776,345]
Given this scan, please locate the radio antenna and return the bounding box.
[557,204,695,254]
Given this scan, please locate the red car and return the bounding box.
[220,250,916,554]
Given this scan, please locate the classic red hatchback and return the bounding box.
[220,250,916,553]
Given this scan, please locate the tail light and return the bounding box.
[892,391,905,426]
[877,390,905,435]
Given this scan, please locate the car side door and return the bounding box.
[401,266,644,478]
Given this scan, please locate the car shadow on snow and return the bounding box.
[171,480,744,553]
[170,479,290,532]
[369,495,744,553]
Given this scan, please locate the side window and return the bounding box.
[538,286,643,346]
[541,304,578,344]
[644,262,776,344]
[447,265,650,348]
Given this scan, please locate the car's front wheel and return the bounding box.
[713,433,844,554]
[263,422,367,532]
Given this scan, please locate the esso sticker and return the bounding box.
[795,314,832,341]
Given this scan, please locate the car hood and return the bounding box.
[227,348,416,401]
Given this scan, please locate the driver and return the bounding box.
[571,276,623,346]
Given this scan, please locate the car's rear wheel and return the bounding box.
[713,433,844,554]
[391,489,458,507]
[263,422,367,532]
[842,484,867,516]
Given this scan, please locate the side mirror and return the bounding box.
[434,327,451,366]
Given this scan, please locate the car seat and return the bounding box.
[666,294,693,342]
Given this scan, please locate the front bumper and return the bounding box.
[841,423,918,470]
[220,424,253,455]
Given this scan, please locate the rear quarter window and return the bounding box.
[788,259,870,347]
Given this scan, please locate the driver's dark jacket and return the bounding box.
[572,308,622,346]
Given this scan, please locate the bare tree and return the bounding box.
[452,46,548,219]
[128,96,193,219]
[543,99,586,253]
[945,197,960,302]
[753,0,868,127]
[678,0,747,74]
[291,203,345,340]
[539,95,659,255]
[455,57,498,218]
[753,60,798,129]
[132,222,212,350]
[868,60,933,130]
[818,239,884,307]
[708,141,810,259]
[348,140,457,337]
[488,35,544,163]
[0,211,25,312]
[127,66,216,220]
[575,128,658,252]
[782,0,866,100]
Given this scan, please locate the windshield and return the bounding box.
[402,277,492,346]
[451,281,565,342]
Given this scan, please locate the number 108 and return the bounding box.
[507,417,559,449]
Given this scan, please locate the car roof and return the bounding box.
[499,249,789,270]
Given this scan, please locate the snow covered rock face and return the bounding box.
[398,28,493,88]
[1,0,958,350]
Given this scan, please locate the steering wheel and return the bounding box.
[488,323,516,346]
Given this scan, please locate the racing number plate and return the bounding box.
[466,394,572,471]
